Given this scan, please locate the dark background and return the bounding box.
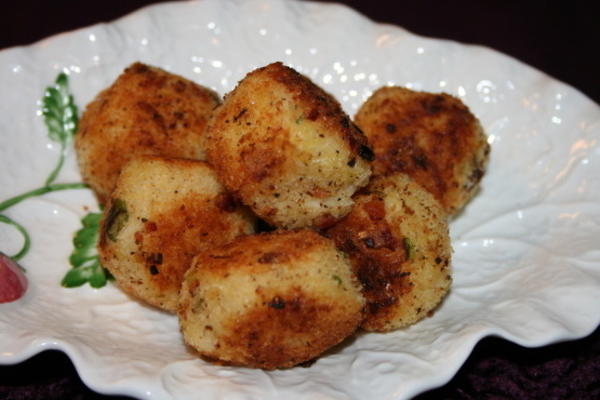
[1,1,599,399]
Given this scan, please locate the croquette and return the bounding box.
[205,62,373,229]
[354,86,490,215]
[178,229,365,369]
[98,156,255,312]
[326,173,452,332]
[75,62,221,204]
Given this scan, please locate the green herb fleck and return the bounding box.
[332,274,342,286]
[104,199,128,241]
[62,211,111,288]
[404,237,415,260]
[295,115,304,124]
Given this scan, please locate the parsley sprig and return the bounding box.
[42,72,79,186]
[0,72,109,288]
[62,211,110,288]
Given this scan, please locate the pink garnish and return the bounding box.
[0,252,28,303]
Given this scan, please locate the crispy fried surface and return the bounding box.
[205,62,372,229]
[98,156,255,312]
[75,62,220,204]
[326,173,451,332]
[178,230,365,369]
[354,86,490,215]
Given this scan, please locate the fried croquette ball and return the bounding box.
[354,86,490,215]
[98,156,255,312]
[178,229,365,369]
[205,62,373,229]
[326,173,452,332]
[75,62,221,204]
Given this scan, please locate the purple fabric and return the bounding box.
[1,327,598,399]
[0,351,132,400]
[416,327,600,399]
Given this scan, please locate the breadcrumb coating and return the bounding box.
[326,173,452,331]
[98,156,254,312]
[354,86,490,215]
[178,229,365,369]
[205,62,372,229]
[75,62,220,204]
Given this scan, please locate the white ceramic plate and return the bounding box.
[1,1,599,399]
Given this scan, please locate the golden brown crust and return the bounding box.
[178,230,365,369]
[75,62,221,204]
[266,63,372,159]
[98,156,255,312]
[205,62,372,229]
[354,86,490,215]
[326,173,452,331]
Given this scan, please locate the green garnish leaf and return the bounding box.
[42,72,78,144]
[0,72,95,281]
[62,262,93,287]
[404,237,415,260]
[61,259,108,288]
[42,72,79,186]
[69,212,102,267]
[62,211,110,288]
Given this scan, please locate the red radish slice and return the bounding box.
[0,252,27,303]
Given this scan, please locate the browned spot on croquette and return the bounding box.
[74,62,220,204]
[177,230,364,369]
[98,157,255,313]
[204,62,371,229]
[326,173,451,332]
[354,86,490,214]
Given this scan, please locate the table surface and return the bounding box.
[1,1,599,399]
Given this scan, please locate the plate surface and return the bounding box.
[1,1,599,399]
